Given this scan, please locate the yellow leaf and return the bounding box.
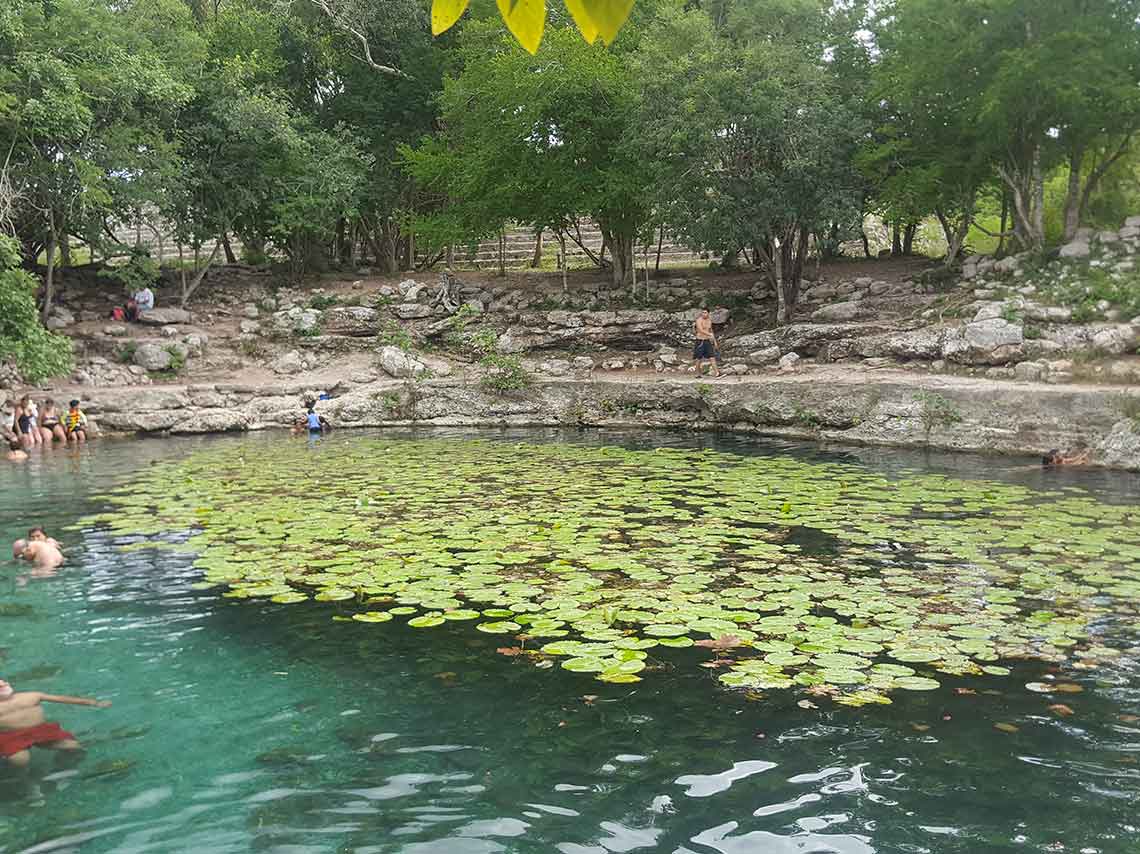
[564,0,600,43]
[574,0,634,45]
[497,0,545,54]
[432,0,470,34]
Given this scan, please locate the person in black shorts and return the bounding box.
[692,308,721,378]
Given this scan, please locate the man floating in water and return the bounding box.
[0,679,111,769]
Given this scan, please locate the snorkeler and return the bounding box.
[0,679,111,769]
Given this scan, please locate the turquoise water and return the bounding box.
[1,430,1139,854]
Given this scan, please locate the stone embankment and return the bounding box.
[58,368,1140,469]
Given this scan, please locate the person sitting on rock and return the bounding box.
[126,285,155,322]
[1042,447,1091,466]
[0,678,111,769]
[38,399,65,444]
[63,400,88,444]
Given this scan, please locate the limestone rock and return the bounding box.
[377,345,427,378]
[395,303,432,320]
[323,306,381,336]
[1059,240,1091,259]
[540,359,571,377]
[240,320,261,335]
[133,343,173,372]
[103,324,129,337]
[138,307,191,325]
[1013,361,1047,382]
[243,304,260,319]
[812,300,863,323]
[943,319,1024,365]
[272,350,305,375]
[170,409,250,434]
[994,256,1021,275]
[1097,419,1140,469]
[572,356,595,371]
[709,308,730,325]
[747,346,782,365]
[46,306,76,329]
[778,352,801,371]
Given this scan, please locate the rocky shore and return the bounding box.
[50,367,1140,469]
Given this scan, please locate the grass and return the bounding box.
[1115,392,1140,430]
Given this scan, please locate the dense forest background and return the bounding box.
[2,0,1139,311]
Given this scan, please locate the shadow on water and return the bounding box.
[0,428,1136,853]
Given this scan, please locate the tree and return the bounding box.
[875,0,1140,250]
[404,20,655,285]
[630,3,865,320]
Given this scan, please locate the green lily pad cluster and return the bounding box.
[77,438,1140,705]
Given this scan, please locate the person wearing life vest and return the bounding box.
[63,400,88,444]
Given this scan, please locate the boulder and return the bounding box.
[973,302,1006,322]
[159,326,179,338]
[747,346,782,365]
[1124,215,1140,228]
[1013,361,1047,382]
[709,307,731,325]
[103,324,129,337]
[778,352,801,370]
[240,320,261,335]
[46,306,76,330]
[138,307,191,325]
[942,319,1024,365]
[1059,240,1091,259]
[993,256,1021,275]
[323,306,381,336]
[1097,419,1140,469]
[540,359,571,376]
[1096,230,1120,245]
[377,345,427,378]
[133,343,172,372]
[395,303,432,320]
[572,356,595,371]
[242,304,260,319]
[271,350,305,375]
[811,300,863,322]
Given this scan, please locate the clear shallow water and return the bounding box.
[1,430,1139,854]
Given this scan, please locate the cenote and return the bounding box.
[2,429,1139,854]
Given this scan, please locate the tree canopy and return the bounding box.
[0,0,1138,368]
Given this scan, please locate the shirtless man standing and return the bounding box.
[693,308,722,378]
[0,679,111,768]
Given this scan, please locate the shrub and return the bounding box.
[308,293,339,310]
[914,391,962,440]
[98,248,159,294]
[479,352,530,393]
[0,236,73,382]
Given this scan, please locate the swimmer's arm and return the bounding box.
[38,693,112,708]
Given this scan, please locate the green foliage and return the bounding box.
[99,250,159,293]
[478,351,530,393]
[913,391,963,440]
[378,321,415,352]
[308,294,340,311]
[0,236,73,382]
[116,342,139,364]
[163,345,186,374]
[1037,265,1140,323]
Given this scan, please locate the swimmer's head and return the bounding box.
[0,681,12,700]
[11,539,26,559]
[28,527,45,541]
[1042,449,1061,466]
[8,439,20,452]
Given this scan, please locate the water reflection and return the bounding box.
[0,430,1137,853]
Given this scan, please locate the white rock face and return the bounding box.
[778,352,801,370]
[377,345,427,378]
[271,350,305,375]
[1059,240,1091,259]
[133,343,173,372]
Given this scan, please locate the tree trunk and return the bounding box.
[40,211,57,326]
[402,225,414,271]
[1061,147,1084,242]
[861,229,871,259]
[998,147,1046,251]
[998,191,1009,255]
[776,225,808,325]
[560,231,568,293]
[903,222,917,255]
[445,243,454,270]
[935,197,975,269]
[221,231,237,264]
[497,230,506,277]
[891,221,903,257]
[181,240,222,308]
[59,233,70,268]
[603,228,635,287]
[530,229,543,268]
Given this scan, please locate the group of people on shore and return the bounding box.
[2,528,109,770]
[4,397,89,461]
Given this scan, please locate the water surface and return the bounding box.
[1,430,1138,853]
